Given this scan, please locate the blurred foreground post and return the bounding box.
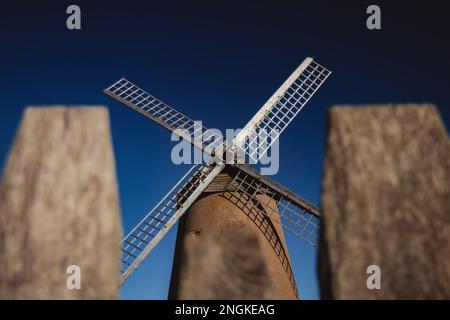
[319,104,450,299]
[0,107,122,299]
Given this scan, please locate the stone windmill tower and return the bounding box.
[103,57,331,299]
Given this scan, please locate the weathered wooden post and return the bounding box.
[319,104,450,299]
[0,107,122,299]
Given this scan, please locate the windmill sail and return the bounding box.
[104,79,223,156]
[105,59,331,165]
[225,165,321,246]
[233,58,331,163]
[120,163,225,283]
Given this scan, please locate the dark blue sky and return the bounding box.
[1,1,449,299]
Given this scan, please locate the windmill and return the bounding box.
[104,57,331,297]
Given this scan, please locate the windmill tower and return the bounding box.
[103,57,331,299]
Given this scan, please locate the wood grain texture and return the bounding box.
[0,107,122,299]
[319,104,450,299]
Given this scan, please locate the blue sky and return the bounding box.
[1,1,449,299]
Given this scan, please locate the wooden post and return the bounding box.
[319,104,450,299]
[0,107,122,299]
